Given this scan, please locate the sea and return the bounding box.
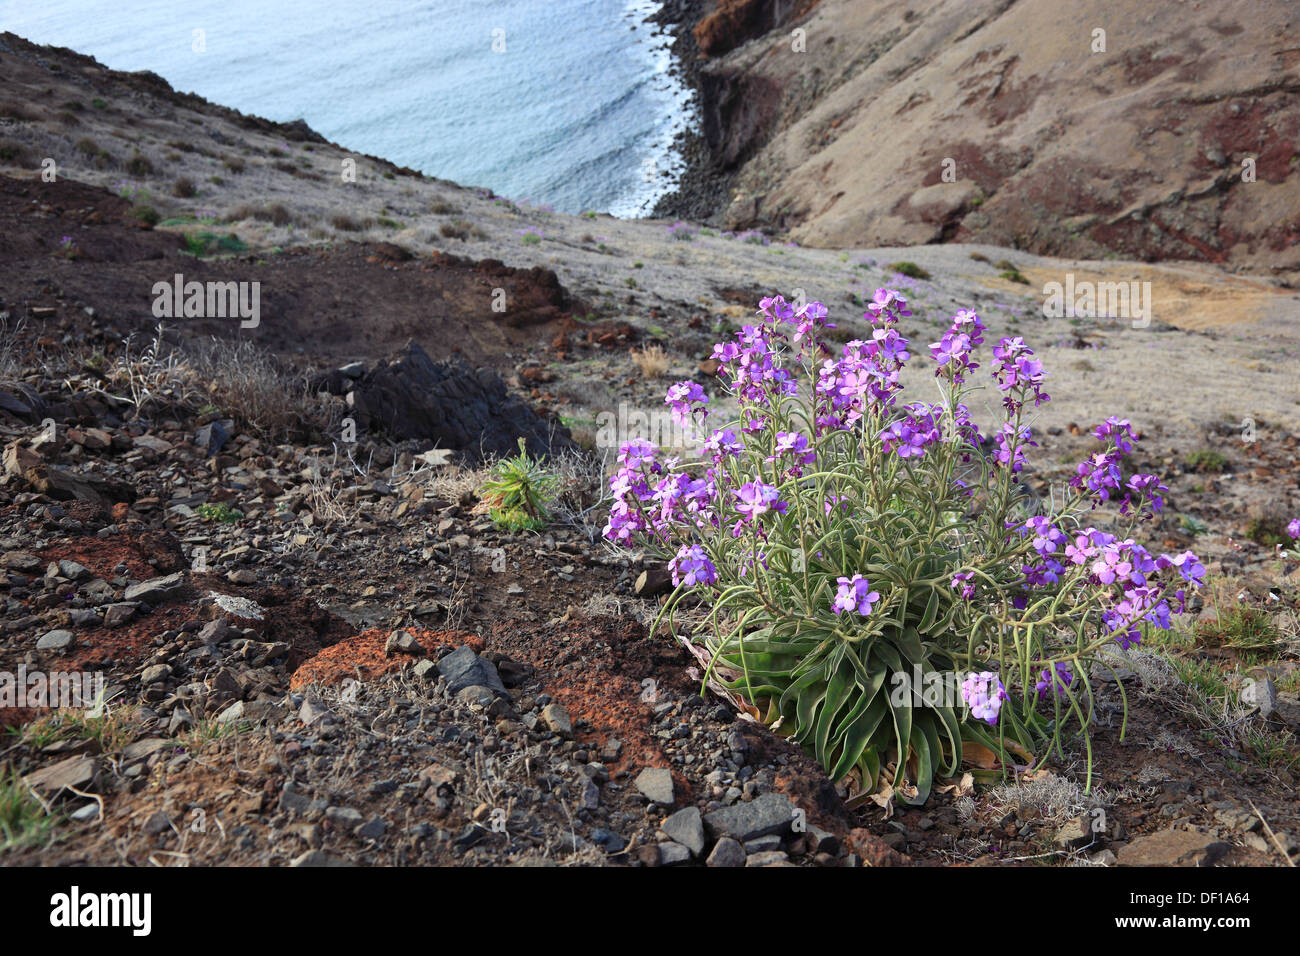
[3,0,695,216]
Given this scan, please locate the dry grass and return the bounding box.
[630,344,670,378]
[331,213,371,232]
[546,447,605,539]
[186,337,339,441]
[225,201,293,227]
[0,316,25,387]
[97,324,201,419]
[424,460,493,504]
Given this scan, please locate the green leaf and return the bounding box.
[831,693,887,780]
[814,656,855,767]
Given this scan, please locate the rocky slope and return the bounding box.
[0,31,1299,868]
[662,0,1300,280]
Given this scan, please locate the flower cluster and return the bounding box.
[815,328,911,429]
[990,337,1049,410]
[833,575,880,616]
[665,381,709,428]
[669,544,717,588]
[961,672,1007,725]
[930,309,986,384]
[879,403,943,460]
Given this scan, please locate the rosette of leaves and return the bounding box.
[692,456,1036,805]
[477,438,557,532]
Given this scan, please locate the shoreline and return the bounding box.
[648,0,738,225]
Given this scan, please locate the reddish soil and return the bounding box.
[481,612,869,842]
[289,628,484,689]
[487,614,696,776]
[38,531,182,581]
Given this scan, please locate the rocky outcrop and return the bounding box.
[693,0,812,59]
[318,341,573,462]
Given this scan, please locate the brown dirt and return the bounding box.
[0,174,591,372]
[487,614,696,776]
[683,0,1300,278]
[62,594,194,670]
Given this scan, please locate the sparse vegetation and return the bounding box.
[887,261,931,280]
[197,501,244,523]
[186,338,338,441]
[1246,514,1291,547]
[0,765,56,852]
[1194,604,1282,657]
[478,439,559,532]
[630,344,670,378]
[0,139,28,163]
[125,153,154,177]
[131,203,160,226]
[1186,448,1227,473]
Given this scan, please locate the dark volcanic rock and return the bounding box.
[324,341,573,461]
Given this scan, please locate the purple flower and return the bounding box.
[1022,515,1067,555]
[951,571,975,600]
[1095,417,1137,454]
[1122,474,1168,516]
[734,481,786,521]
[865,288,912,325]
[929,309,985,383]
[1035,662,1073,700]
[757,294,795,323]
[832,575,880,616]
[669,544,718,588]
[617,439,658,470]
[991,337,1049,410]
[791,300,834,347]
[879,403,942,459]
[1071,451,1123,503]
[1064,533,1098,565]
[1288,518,1300,540]
[702,428,743,463]
[1167,550,1205,585]
[993,422,1036,473]
[665,381,709,428]
[1090,546,1133,585]
[961,672,1007,725]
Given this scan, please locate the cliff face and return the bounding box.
[688,0,1300,276]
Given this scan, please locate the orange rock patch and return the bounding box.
[289,628,484,690]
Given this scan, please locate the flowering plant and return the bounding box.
[604,291,1204,803]
[1284,519,1300,559]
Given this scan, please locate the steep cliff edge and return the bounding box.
[665,0,1300,278]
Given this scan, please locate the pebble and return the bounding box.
[706,837,746,867]
[36,629,75,652]
[635,766,675,805]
